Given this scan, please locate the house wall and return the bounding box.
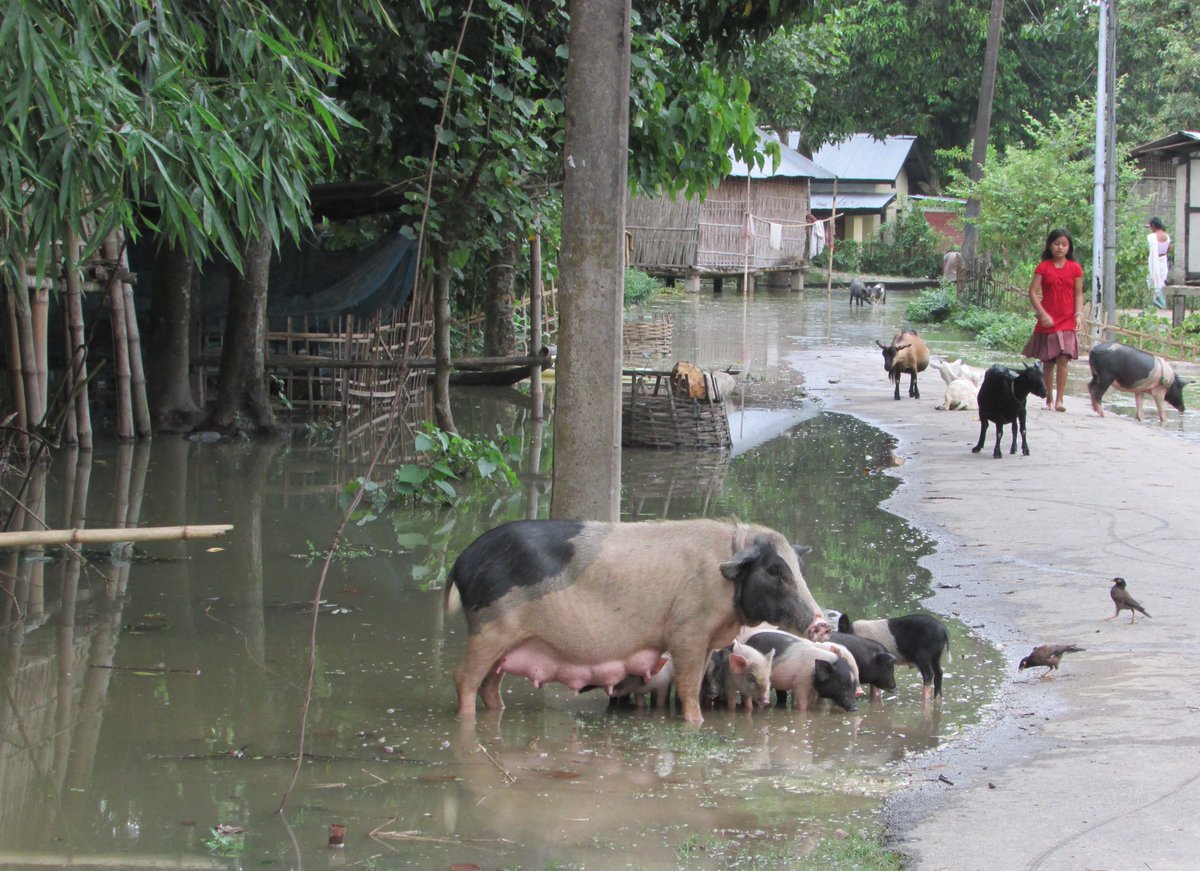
[1133,154,1176,226]
[1183,155,1200,282]
[626,192,702,276]
[696,177,810,274]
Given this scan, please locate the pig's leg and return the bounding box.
[1088,375,1109,416]
[478,669,505,710]
[454,635,513,715]
[672,651,707,725]
[1134,392,1145,421]
[1154,394,1167,422]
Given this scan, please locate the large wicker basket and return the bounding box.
[621,372,732,450]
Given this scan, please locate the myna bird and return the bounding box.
[1108,577,1151,623]
[1018,644,1084,678]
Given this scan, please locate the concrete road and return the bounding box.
[803,347,1200,871]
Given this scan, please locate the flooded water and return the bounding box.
[1,288,1018,870]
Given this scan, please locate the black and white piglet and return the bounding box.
[836,613,949,704]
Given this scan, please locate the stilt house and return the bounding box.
[627,129,834,285]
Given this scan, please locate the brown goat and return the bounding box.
[875,330,930,400]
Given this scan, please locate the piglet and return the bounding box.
[610,655,675,708]
[743,630,858,713]
[837,613,949,704]
[817,640,865,698]
[830,630,897,700]
[703,642,774,710]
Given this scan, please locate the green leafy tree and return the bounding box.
[944,99,1149,306]
[796,0,1096,171]
[0,0,386,435]
[1116,0,1200,142]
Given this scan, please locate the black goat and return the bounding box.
[972,363,1047,458]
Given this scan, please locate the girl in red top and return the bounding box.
[1022,228,1084,411]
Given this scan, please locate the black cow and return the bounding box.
[972,363,1047,458]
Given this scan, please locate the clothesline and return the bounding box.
[741,212,834,231]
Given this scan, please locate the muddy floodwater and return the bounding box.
[2,289,1015,869]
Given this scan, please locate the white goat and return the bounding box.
[935,377,980,411]
[932,357,986,387]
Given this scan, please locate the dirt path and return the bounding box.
[802,347,1200,871]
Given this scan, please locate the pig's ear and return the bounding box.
[728,653,748,674]
[793,544,813,560]
[814,660,833,678]
[720,545,762,580]
[764,649,775,667]
[837,613,852,633]
[876,652,897,668]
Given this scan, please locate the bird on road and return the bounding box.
[1108,577,1151,623]
[1018,644,1084,678]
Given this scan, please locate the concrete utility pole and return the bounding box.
[551,0,632,522]
[1103,0,1118,326]
[1091,0,1118,330]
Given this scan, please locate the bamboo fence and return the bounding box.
[622,315,673,362]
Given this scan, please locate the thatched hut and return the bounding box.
[627,129,834,288]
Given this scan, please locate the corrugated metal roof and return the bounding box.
[728,129,836,180]
[1130,131,1200,157]
[810,192,896,213]
[812,134,918,183]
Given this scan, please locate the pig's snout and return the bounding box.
[806,617,832,642]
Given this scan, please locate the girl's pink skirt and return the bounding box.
[1022,330,1078,362]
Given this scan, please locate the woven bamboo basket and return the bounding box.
[621,372,732,450]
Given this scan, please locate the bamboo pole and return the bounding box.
[62,306,78,444]
[102,233,134,440]
[529,226,545,424]
[117,234,152,437]
[64,227,93,448]
[0,852,225,869]
[32,282,49,415]
[4,277,29,435]
[0,524,234,548]
[12,254,45,430]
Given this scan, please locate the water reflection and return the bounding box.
[0,291,1011,869]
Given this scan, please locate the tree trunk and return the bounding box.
[483,227,520,359]
[551,0,631,523]
[959,0,1005,268]
[432,245,456,433]
[147,241,201,432]
[205,230,281,436]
